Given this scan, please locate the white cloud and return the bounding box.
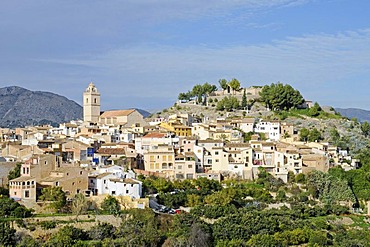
[35,28,370,108]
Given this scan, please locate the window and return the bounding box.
[188,165,192,168]
[80,171,83,175]
[215,151,219,155]
[162,163,168,169]
[25,190,30,198]
[112,191,116,195]
[126,190,129,194]
[178,165,182,170]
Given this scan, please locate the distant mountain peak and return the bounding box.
[336,108,370,122]
[0,86,82,128]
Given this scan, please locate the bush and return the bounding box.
[191,204,238,219]
[295,173,306,183]
[40,220,57,230]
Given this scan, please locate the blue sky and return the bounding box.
[1,0,370,110]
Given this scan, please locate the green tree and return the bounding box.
[101,195,121,215]
[247,234,282,247]
[152,177,173,193]
[191,84,204,104]
[216,96,240,111]
[306,170,355,203]
[299,128,309,142]
[7,162,22,182]
[259,82,304,111]
[117,209,161,246]
[329,128,340,144]
[39,186,67,212]
[228,78,241,94]
[295,173,306,183]
[219,79,228,93]
[0,196,33,218]
[187,194,202,207]
[0,222,16,246]
[241,88,247,108]
[361,121,370,137]
[308,128,322,142]
[308,102,322,117]
[178,91,192,101]
[46,225,87,247]
[202,82,218,105]
[189,83,217,105]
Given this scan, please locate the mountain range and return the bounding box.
[0,86,82,128]
[335,108,370,123]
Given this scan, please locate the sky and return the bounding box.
[1,0,370,111]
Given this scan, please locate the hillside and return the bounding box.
[0,86,82,128]
[157,95,368,153]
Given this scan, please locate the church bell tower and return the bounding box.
[83,82,100,123]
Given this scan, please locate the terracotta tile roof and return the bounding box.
[96,148,126,155]
[143,132,166,138]
[225,143,250,148]
[198,139,223,143]
[100,109,135,118]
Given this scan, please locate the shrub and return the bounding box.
[40,220,57,230]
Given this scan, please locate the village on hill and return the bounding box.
[0,81,360,207]
[1,81,370,246]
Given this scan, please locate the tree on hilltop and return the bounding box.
[179,83,217,105]
[219,79,228,94]
[259,82,304,111]
[229,78,241,95]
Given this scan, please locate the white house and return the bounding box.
[254,120,280,141]
[88,166,142,198]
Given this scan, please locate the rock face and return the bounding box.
[0,86,82,127]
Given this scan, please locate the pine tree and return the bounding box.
[242,88,247,108]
